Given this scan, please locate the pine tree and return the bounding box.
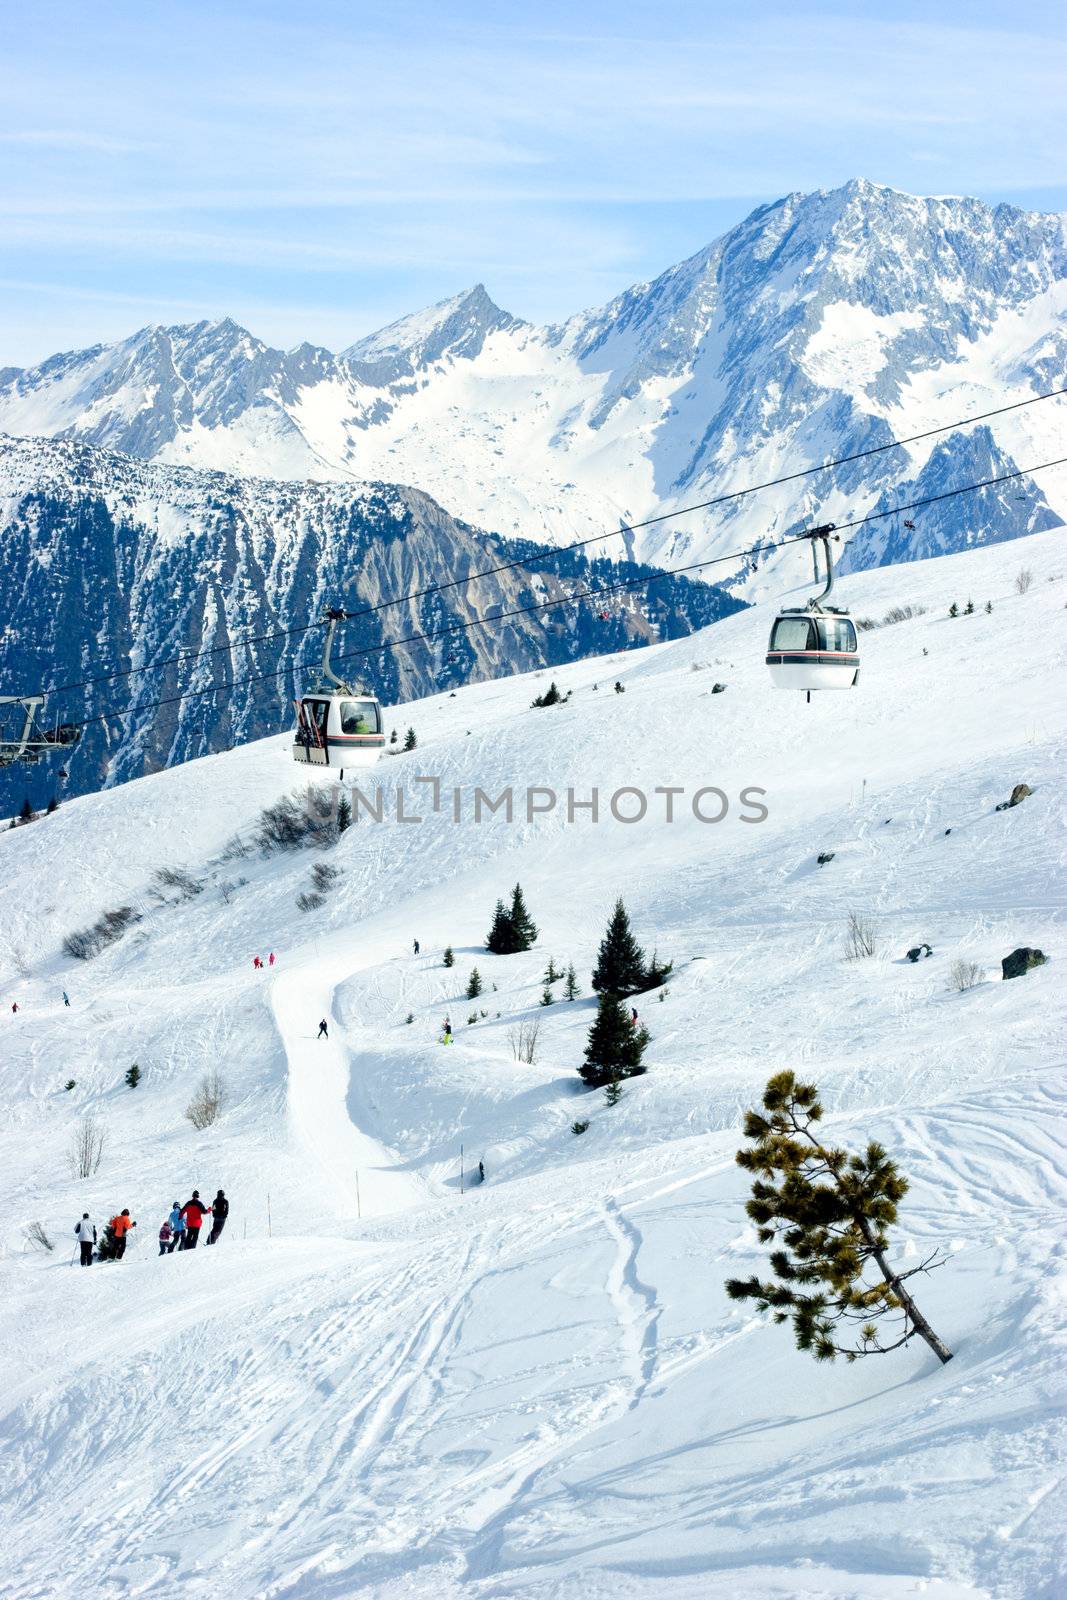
[443,946,455,968]
[508,884,538,951]
[466,967,483,999]
[564,962,580,1000]
[580,993,649,1088]
[531,681,564,708]
[724,1072,953,1364]
[544,957,561,984]
[540,985,553,1007]
[591,899,648,997]
[404,727,417,751]
[614,680,625,694]
[46,796,58,815]
[604,1077,623,1107]
[336,791,352,833]
[964,599,974,615]
[125,1064,141,1089]
[485,899,514,955]
[985,600,993,614]
[19,796,35,824]
[948,602,959,618]
[644,949,673,990]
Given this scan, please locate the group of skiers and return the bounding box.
[9,990,71,1015]
[252,953,277,970]
[74,1188,229,1264]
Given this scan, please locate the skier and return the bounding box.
[205,1189,229,1245]
[158,1219,174,1256]
[62,991,71,1007]
[108,1209,137,1259]
[74,1212,96,1267]
[413,938,420,956]
[167,1201,185,1251]
[317,1018,329,1039]
[268,952,276,967]
[11,1002,17,1014]
[478,1160,485,1184]
[253,956,262,971]
[630,1007,639,1027]
[179,1190,211,1248]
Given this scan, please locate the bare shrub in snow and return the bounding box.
[149,866,204,904]
[63,905,142,962]
[256,789,336,854]
[185,1071,227,1130]
[844,910,879,961]
[296,890,326,913]
[24,1220,54,1253]
[69,1114,106,1178]
[219,832,251,862]
[1015,568,1034,595]
[311,861,341,894]
[949,959,983,992]
[508,1020,542,1065]
[881,603,927,626]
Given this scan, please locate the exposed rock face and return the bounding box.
[0,435,739,814]
[1001,948,1047,980]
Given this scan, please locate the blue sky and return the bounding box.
[0,0,1064,365]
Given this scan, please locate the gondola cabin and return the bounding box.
[292,691,385,775]
[291,609,386,777]
[765,609,859,692]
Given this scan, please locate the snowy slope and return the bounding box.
[1,182,1064,588]
[0,529,1064,1600]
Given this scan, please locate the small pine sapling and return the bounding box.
[614,680,625,694]
[604,1077,623,1107]
[724,1072,953,1364]
[564,962,580,1001]
[336,791,352,833]
[443,946,455,968]
[403,727,417,751]
[466,967,483,999]
[572,1119,590,1136]
[948,602,959,618]
[390,728,398,744]
[125,1064,141,1089]
[963,599,974,615]
[405,1012,414,1025]
[544,957,562,984]
[64,1078,76,1091]
[540,985,553,1007]
[985,600,993,614]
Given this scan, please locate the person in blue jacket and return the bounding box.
[167,1201,185,1252]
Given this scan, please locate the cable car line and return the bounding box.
[40,383,1067,700]
[47,451,1067,741]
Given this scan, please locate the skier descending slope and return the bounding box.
[317,1018,329,1039]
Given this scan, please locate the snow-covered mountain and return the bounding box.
[1,528,1063,1599]
[0,434,736,817]
[1,180,1064,587]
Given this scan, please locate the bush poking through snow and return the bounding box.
[69,1113,106,1178]
[311,861,341,894]
[725,1071,953,1364]
[949,960,983,992]
[571,1119,590,1136]
[256,789,337,854]
[843,910,879,961]
[149,866,204,904]
[1015,568,1034,595]
[63,905,143,961]
[185,1070,227,1131]
[296,890,326,913]
[508,1020,542,1064]
[24,1221,54,1253]
[124,1064,141,1088]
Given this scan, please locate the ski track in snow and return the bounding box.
[0,530,1064,1599]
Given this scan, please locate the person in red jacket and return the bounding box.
[179,1190,212,1249]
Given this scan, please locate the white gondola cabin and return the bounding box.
[766,524,859,696]
[292,610,386,777]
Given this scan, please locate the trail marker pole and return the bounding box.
[460,1143,464,1195]
[267,1192,272,1238]
[355,1170,362,1219]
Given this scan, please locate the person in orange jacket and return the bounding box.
[109,1209,137,1259]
